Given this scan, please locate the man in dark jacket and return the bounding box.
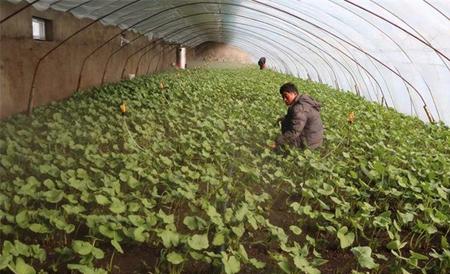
[258,57,266,70]
[272,82,324,150]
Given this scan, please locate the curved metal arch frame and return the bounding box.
[187,34,290,74]
[75,4,298,89]
[131,23,301,81]
[96,11,300,85]
[3,0,445,122]
[327,0,437,114]
[292,0,442,117]
[19,0,385,113]
[25,0,144,114]
[107,25,302,84]
[112,24,290,81]
[1,0,366,87]
[21,0,384,112]
[265,0,400,107]
[350,0,450,63]
[251,0,436,121]
[141,10,374,98]
[423,0,450,21]
[166,23,322,78]
[0,0,41,24]
[70,2,365,100]
[170,26,308,76]
[292,2,398,105]
[162,18,351,89]
[231,2,388,104]
[364,0,446,119]
[44,1,385,102]
[117,28,302,82]
[89,3,384,103]
[112,2,381,104]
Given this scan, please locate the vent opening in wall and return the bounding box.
[32,17,52,41]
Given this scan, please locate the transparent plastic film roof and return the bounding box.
[9,0,450,125]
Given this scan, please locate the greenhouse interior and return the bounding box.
[0,0,449,273]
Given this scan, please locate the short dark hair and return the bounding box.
[279,82,298,94]
[258,57,266,65]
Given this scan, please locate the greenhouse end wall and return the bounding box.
[0,1,191,119]
[194,42,252,64]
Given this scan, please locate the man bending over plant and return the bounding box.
[272,82,324,150]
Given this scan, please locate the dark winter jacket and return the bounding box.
[276,94,324,149]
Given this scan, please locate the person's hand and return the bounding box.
[274,117,284,126]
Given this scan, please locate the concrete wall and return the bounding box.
[0,2,182,119]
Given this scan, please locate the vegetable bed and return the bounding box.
[1,68,449,274]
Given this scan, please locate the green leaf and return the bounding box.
[289,225,302,235]
[128,215,145,227]
[351,246,379,269]
[249,258,265,269]
[317,183,334,196]
[95,194,109,205]
[29,223,49,234]
[188,234,209,250]
[222,253,240,274]
[441,236,449,249]
[158,230,180,248]
[386,240,406,250]
[238,244,248,261]
[111,240,123,254]
[91,247,105,259]
[231,223,245,238]
[160,156,173,166]
[183,216,197,230]
[158,209,174,224]
[133,227,147,242]
[167,252,184,265]
[212,231,226,246]
[1,225,13,235]
[72,240,93,256]
[337,226,355,249]
[68,264,107,274]
[15,210,29,229]
[0,255,12,270]
[43,189,64,203]
[127,176,139,189]
[189,251,204,260]
[293,255,320,274]
[398,212,414,224]
[14,240,30,257]
[278,261,291,274]
[43,179,55,189]
[409,251,428,261]
[98,225,115,239]
[15,257,36,274]
[247,215,258,230]
[235,204,248,222]
[127,202,140,212]
[109,198,126,214]
[206,205,224,227]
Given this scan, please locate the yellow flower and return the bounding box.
[348,111,355,124]
[120,102,127,114]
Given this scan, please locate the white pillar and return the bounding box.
[176,47,186,69]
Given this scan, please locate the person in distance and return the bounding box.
[258,57,266,70]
